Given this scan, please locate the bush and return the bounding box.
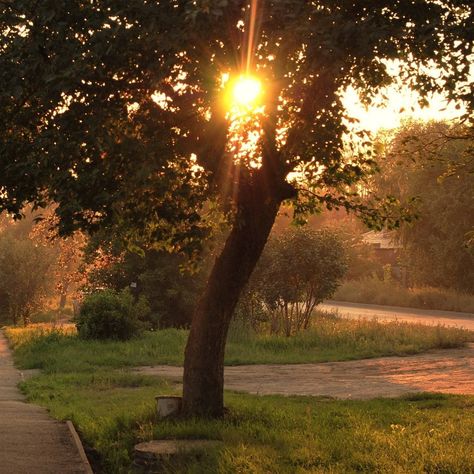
[239,228,348,335]
[76,290,150,340]
[82,245,205,329]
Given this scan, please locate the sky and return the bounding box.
[343,86,465,133]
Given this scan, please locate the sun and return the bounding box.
[225,75,263,111]
[232,76,262,106]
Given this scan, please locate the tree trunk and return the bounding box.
[58,283,69,310]
[182,173,291,417]
[22,308,31,327]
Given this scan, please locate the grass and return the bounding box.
[5,319,474,473]
[20,371,176,472]
[335,277,474,313]
[30,307,74,323]
[19,372,474,473]
[5,313,473,373]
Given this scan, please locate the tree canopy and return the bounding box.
[1,0,473,416]
[2,1,472,238]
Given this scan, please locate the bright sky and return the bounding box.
[342,86,465,133]
[226,73,466,136]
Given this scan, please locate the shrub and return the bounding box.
[239,228,348,335]
[76,290,150,340]
[82,246,205,329]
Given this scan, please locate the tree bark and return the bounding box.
[58,287,68,310]
[182,171,293,417]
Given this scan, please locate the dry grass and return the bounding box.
[4,323,76,349]
[335,277,474,313]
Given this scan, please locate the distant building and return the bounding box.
[362,230,406,284]
[361,230,402,262]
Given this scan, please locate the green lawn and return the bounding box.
[5,318,474,473]
[6,313,473,373]
[19,372,474,473]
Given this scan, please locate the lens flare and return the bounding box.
[231,76,262,108]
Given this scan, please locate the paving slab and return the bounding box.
[0,331,89,474]
[135,343,474,399]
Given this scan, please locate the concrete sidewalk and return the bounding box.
[0,332,90,474]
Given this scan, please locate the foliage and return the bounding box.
[273,208,384,280]
[138,255,201,328]
[327,223,382,281]
[240,228,348,335]
[1,0,473,415]
[0,207,86,313]
[0,234,55,325]
[29,207,86,308]
[83,243,206,329]
[335,277,474,314]
[1,1,472,232]
[75,290,150,341]
[372,122,474,292]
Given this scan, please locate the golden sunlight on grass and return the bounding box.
[5,323,76,348]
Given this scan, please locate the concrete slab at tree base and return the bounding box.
[134,440,223,469]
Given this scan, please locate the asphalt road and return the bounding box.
[319,301,474,331]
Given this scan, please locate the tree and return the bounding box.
[372,122,474,292]
[1,1,473,416]
[0,206,86,310]
[83,242,206,329]
[242,228,347,336]
[29,208,86,309]
[0,234,54,325]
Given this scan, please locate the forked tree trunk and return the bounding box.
[182,174,287,417]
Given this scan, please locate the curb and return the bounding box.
[66,420,94,474]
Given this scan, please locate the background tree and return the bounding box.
[83,241,206,329]
[29,208,86,309]
[1,1,473,416]
[273,206,382,280]
[372,121,474,292]
[0,234,54,325]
